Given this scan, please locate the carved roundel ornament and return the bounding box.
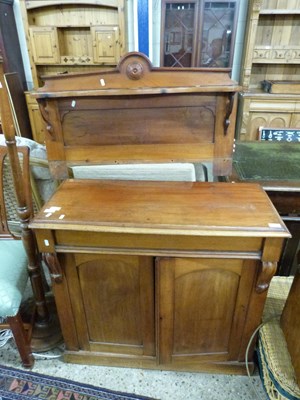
[118,52,152,80]
[126,62,144,80]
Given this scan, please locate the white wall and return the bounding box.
[13,0,33,89]
[231,0,249,82]
[126,0,138,52]
[151,0,162,66]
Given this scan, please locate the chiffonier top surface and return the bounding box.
[30,180,290,238]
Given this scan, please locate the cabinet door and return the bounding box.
[63,253,156,359]
[91,26,120,64]
[25,93,46,143]
[291,112,300,128]
[29,27,60,64]
[157,257,257,369]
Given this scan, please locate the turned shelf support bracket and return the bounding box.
[223,92,234,136]
[38,99,55,140]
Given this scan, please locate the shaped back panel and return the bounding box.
[33,52,241,179]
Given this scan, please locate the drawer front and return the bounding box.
[51,230,264,256]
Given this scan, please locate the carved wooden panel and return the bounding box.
[291,111,300,127]
[245,113,293,141]
[59,95,216,147]
[253,46,300,64]
[238,94,300,141]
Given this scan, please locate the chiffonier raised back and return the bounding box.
[32,52,240,180]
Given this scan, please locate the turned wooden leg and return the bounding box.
[7,313,34,368]
[0,63,61,351]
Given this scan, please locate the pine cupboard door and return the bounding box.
[25,93,46,143]
[29,27,60,64]
[156,257,257,370]
[64,253,156,359]
[91,26,120,64]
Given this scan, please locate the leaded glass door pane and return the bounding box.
[161,0,239,68]
[200,1,238,68]
[162,2,197,67]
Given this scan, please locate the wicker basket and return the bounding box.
[3,152,40,236]
[258,277,300,400]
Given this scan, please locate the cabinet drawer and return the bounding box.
[52,230,264,255]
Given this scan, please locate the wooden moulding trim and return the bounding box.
[55,246,262,260]
[61,144,215,163]
[25,0,119,10]
[29,223,290,237]
[63,350,252,374]
[33,87,240,98]
[259,9,300,15]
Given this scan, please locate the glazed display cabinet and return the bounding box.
[160,0,239,68]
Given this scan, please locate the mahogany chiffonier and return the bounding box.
[29,52,290,374]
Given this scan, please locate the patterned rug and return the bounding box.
[0,365,156,400]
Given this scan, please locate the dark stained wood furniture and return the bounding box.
[4,72,32,140]
[29,52,290,374]
[0,0,32,139]
[228,141,300,276]
[0,0,27,91]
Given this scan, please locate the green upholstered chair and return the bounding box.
[0,145,34,368]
